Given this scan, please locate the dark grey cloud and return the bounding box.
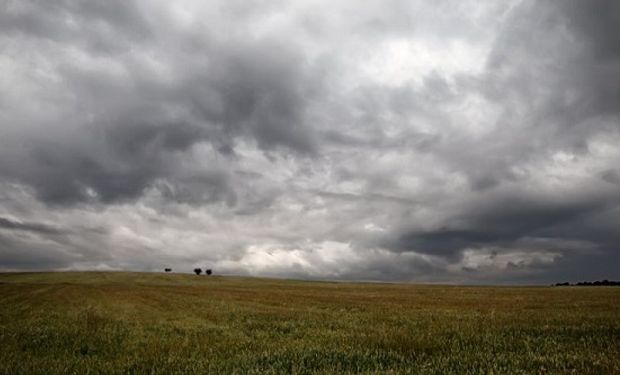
[0,216,62,235]
[0,0,150,53]
[0,234,75,270]
[388,190,620,259]
[562,0,620,62]
[0,0,324,206]
[372,0,620,280]
[1,0,619,282]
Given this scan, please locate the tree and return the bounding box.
[164,268,172,273]
[206,269,212,275]
[193,268,202,275]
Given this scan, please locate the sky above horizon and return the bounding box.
[1,0,619,283]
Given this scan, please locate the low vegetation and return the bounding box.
[1,272,619,374]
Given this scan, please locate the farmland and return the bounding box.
[1,272,619,374]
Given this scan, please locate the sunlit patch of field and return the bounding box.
[1,272,619,374]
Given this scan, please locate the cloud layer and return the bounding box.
[1,0,619,283]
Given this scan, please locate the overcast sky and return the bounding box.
[1,0,619,283]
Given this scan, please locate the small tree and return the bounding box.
[193,268,202,275]
[206,269,212,276]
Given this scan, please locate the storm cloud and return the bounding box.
[1,0,619,283]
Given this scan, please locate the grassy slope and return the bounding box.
[0,272,619,374]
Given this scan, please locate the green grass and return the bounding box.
[1,272,619,374]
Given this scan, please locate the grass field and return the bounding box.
[1,272,619,374]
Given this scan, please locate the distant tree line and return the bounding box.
[554,280,620,286]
